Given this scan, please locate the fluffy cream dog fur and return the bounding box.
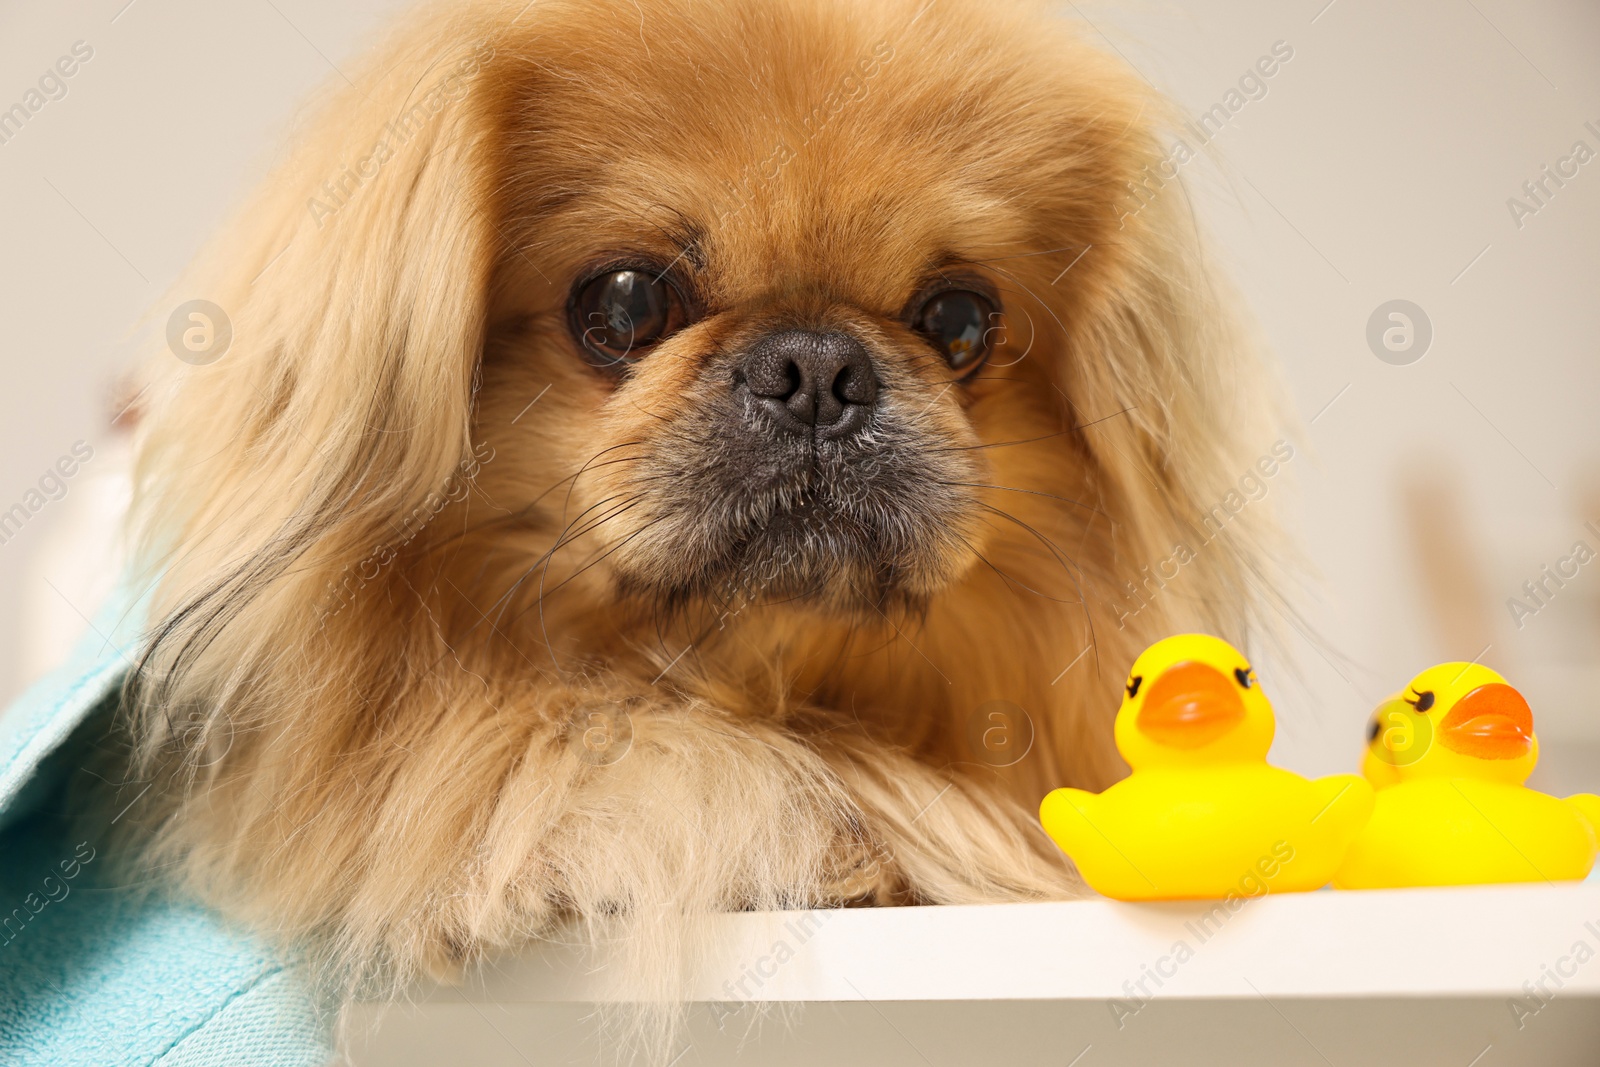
[121,0,1279,1040]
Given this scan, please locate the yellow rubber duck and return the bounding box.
[1336,662,1600,888]
[1039,634,1374,901]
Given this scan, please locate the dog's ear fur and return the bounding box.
[1036,68,1287,651]
[129,10,511,743]
[1088,176,1284,641]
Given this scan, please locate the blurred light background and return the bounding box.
[0,0,1595,790]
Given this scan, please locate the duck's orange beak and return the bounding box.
[1439,683,1534,760]
[1137,661,1245,749]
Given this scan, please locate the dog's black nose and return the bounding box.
[742,330,879,435]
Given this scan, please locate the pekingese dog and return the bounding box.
[122,0,1279,1033]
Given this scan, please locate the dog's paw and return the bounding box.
[818,837,904,905]
[418,935,470,984]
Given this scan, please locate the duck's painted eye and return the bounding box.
[1366,715,1382,743]
[1407,689,1436,712]
[1126,676,1142,699]
[1234,667,1253,689]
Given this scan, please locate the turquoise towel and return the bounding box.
[0,591,333,1067]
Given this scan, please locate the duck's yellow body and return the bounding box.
[1335,778,1600,887]
[1337,663,1600,889]
[1042,764,1370,900]
[1039,634,1373,901]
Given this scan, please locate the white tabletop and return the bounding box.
[348,883,1600,1066]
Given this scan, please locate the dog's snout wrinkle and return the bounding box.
[742,330,879,437]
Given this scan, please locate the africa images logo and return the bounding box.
[0,41,94,149]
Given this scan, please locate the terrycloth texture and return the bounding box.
[0,593,140,837]
[0,592,334,1067]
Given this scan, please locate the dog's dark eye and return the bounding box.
[914,290,996,372]
[572,269,683,365]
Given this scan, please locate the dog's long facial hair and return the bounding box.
[120,0,1280,1041]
